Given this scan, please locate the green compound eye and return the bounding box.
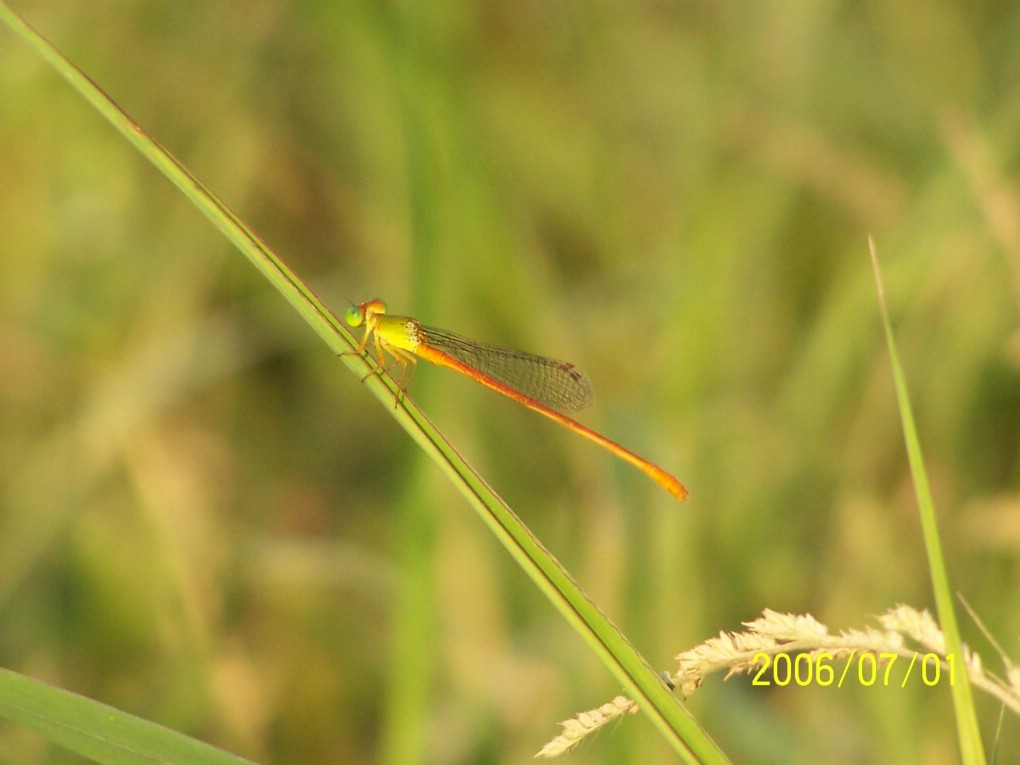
[345,305,364,327]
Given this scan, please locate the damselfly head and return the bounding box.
[345,299,388,328]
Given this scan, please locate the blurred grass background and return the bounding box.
[2,1,1019,763]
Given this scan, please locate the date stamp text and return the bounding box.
[751,651,956,688]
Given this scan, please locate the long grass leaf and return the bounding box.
[0,669,256,765]
[869,238,986,764]
[0,5,726,762]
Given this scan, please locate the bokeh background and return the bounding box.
[2,1,1019,763]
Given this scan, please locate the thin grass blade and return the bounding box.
[869,238,986,764]
[0,5,726,762]
[0,669,257,765]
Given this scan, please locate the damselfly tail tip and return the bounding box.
[669,481,689,502]
[654,472,688,501]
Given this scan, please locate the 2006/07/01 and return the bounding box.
[752,651,956,688]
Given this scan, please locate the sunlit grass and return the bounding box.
[1,1,1018,763]
[0,3,721,761]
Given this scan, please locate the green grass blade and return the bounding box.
[869,239,986,764]
[0,668,257,765]
[0,5,727,762]
[400,404,725,764]
[0,4,345,358]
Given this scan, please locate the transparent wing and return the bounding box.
[421,325,594,414]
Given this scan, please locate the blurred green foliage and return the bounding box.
[2,1,1019,763]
